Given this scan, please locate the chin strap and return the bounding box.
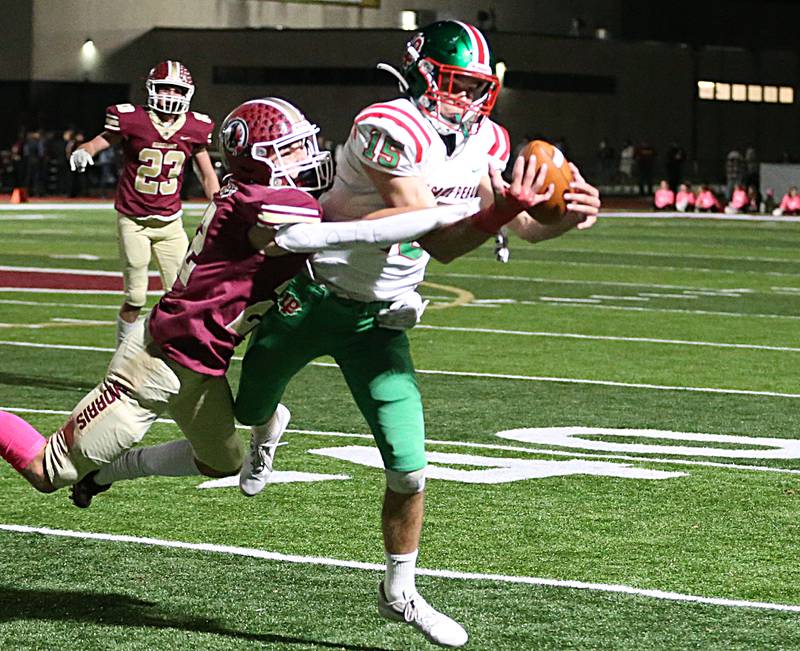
[377,63,410,93]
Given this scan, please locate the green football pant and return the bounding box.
[234,275,427,473]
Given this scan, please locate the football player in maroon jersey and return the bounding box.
[1,96,534,503]
[69,61,220,345]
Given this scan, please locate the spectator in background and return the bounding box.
[596,137,615,185]
[725,184,749,214]
[773,186,800,216]
[653,179,674,210]
[746,185,760,213]
[634,140,656,196]
[725,147,744,200]
[619,139,634,182]
[744,145,758,187]
[54,129,74,196]
[69,132,88,198]
[696,185,722,212]
[761,188,777,214]
[665,140,686,191]
[96,146,117,199]
[675,183,695,212]
[22,130,45,196]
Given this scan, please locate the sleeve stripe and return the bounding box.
[258,212,320,224]
[260,203,320,216]
[104,124,121,131]
[355,112,425,164]
[488,123,510,161]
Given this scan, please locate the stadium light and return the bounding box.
[80,38,98,70]
[400,10,418,31]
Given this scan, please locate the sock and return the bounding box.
[116,315,137,347]
[383,549,418,603]
[0,410,46,471]
[95,439,200,485]
[252,404,289,445]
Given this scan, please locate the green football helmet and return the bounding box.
[400,20,500,137]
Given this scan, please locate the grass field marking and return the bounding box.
[2,524,800,614]
[0,202,207,211]
[0,264,159,278]
[589,295,651,302]
[0,287,161,295]
[429,271,791,295]
[0,214,62,221]
[419,280,474,311]
[601,211,800,223]
[518,247,800,266]
[415,324,800,353]
[453,258,800,278]
[0,299,119,310]
[520,300,800,321]
[6,404,800,477]
[3,338,800,398]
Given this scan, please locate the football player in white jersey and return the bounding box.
[235,20,600,648]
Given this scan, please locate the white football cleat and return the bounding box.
[378,583,468,648]
[239,403,291,496]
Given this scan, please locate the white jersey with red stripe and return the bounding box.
[313,97,510,302]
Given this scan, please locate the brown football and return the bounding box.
[520,139,574,224]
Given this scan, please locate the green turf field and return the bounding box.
[1,206,800,649]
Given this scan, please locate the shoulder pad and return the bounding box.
[244,186,322,226]
[353,101,433,166]
[191,111,213,124]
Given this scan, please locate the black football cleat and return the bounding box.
[70,470,112,508]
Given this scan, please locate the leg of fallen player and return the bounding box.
[0,410,53,493]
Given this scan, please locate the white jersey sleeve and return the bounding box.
[349,101,435,177]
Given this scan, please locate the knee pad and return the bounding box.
[385,467,426,494]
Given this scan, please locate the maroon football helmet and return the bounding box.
[219,98,333,190]
[146,61,194,115]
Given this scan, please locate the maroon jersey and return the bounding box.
[148,180,321,375]
[104,104,214,218]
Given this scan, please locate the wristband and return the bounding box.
[470,204,512,234]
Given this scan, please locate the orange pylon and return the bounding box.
[10,187,29,203]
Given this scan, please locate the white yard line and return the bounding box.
[1,338,797,397]
[0,264,159,277]
[8,404,800,477]
[414,325,800,352]
[518,248,800,265]
[0,524,798,613]
[601,211,800,222]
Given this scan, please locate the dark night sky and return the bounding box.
[621,0,800,49]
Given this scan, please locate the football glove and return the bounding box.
[376,291,429,331]
[69,149,94,173]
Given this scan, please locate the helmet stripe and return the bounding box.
[458,22,489,67]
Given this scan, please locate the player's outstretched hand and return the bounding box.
[564,163,601,230]
[490,154,555,219]
[69,149,94,173]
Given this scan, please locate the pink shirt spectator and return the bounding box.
[676,189,695,209]
[778,192,800,214]
[654,188,675,209]
[696,189,721,211]
[729,188,748,210]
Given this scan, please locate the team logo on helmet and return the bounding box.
[403,33,425,69]
[221,118,249,156]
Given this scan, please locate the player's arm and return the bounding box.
[192,148,220,201]
[359,163,522,264]
[70,132,121,172]
[508,162,601,243]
